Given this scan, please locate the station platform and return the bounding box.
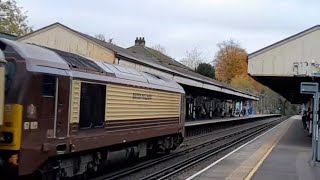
[185,114,281,127]
[186,115,320,180]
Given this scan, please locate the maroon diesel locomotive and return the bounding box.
[0,39,185,179]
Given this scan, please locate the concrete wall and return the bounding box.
[18,25,115,64]
[248,29,320,76]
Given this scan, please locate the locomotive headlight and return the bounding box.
[0,132,13,143]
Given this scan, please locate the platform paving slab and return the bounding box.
[187,115,318,180]
[251,115,320,180]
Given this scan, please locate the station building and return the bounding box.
[18,22,258,121]
[248,25,320,165]
[248,25,320,104]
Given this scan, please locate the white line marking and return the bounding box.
[185,120,286,180]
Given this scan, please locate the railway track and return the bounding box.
[95,116,287,180]
[185,115,281,137]
[140,118,286,180]
[184,117,280,142]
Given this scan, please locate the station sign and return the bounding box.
[300,82,319,94]
[311,72,320,77]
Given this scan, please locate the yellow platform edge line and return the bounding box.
[244,118,294,180]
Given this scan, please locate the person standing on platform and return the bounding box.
[201,105,207,119]
[229,107,234,117]
[241,108,246,116]
[302,110,307,129]
[306,107,312,137]
[196,106,201,120]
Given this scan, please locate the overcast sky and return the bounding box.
[16,0,320,61]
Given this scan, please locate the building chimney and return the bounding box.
[140,37,145,46]
[134,37,146,46]
[135,37,139,46]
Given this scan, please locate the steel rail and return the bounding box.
[98,117,286,180]
[184,117,280,141]
[139,118,285,180]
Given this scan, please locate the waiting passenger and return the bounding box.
[209,106,213,118]
[192,106,196,120]
[242,108,246,116]
[302,110,307,129]
[306,107,313,137]
[201,107,207,119]
[229,107,234,117]
[196,106,201,119]
[220,107,225,118]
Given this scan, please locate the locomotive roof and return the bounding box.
[0,38,184,94]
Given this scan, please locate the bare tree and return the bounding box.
[180,47,204,70]
[95,34,106,42]
[151,44,167,55]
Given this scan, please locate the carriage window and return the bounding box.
[42,75,56,97]
[79,83,106,129]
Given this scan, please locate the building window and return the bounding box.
[79,83,106,129]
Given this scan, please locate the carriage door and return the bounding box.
[41,75,68,139]
[54,76,70,138]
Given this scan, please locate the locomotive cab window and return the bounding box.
[42,75,56,97]
[79,83,106,129]
[4,60,16,96]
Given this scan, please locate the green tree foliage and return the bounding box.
[195,63,215,78]
[0,0,32,36]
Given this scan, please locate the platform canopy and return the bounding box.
[248,25,320,103]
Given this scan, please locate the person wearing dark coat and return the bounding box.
[302,110,307,129]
